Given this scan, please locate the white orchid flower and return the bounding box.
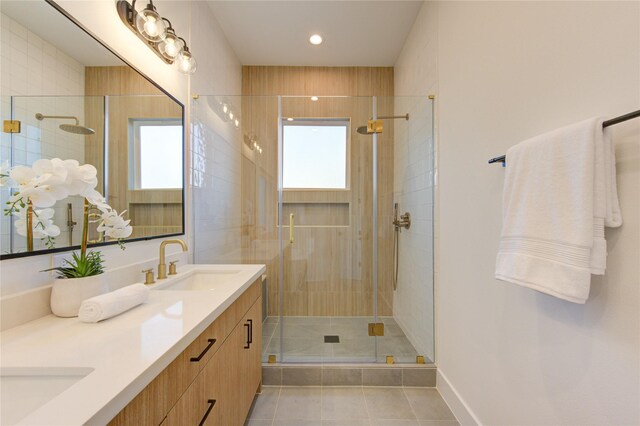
[8,165,36,186]
[13,207,61,239]
[8,160,70,208]
[57,159,98,195]
[31,158,69,188]
[96,208,133,239]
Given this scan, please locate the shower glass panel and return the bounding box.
[377,96,435,364]
[190,95,434,365]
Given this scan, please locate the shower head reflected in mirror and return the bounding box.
[35,113,95,135]
[357,113,409,135]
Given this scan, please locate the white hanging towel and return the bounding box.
[495,117,622,303]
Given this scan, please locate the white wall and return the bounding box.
[0,1,242,329]
[189,4,243,265]
[397,1,639,424]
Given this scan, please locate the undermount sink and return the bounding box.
[0,367,94,425]
[156,269,243,291]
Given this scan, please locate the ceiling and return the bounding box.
[1,1,124,67]
[207,1,424,66]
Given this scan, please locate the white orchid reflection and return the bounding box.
[13,207,61,248]
[96,208,133,240]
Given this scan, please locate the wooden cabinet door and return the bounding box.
[245,298,262,404]
[164,331,236,426]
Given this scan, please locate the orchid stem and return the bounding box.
[26,201,33,252]
[81,198,89,257]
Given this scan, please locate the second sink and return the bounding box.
[1,367,94,425]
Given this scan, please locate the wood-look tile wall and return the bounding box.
[84,66,183,239]
[241,66,395,316]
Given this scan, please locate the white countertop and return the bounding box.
[0,264,266,426]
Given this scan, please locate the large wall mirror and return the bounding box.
[0,0,185,259]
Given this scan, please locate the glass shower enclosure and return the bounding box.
[191,95,434,364]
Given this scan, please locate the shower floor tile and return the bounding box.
[261,316,425,364]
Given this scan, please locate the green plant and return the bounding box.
[45,251,104,278]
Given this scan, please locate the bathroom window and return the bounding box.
[129,119,183,189]
[282,120,349,189]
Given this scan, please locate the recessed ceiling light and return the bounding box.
[310,96,319,101]
[309,34,323,45]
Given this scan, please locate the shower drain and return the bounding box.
[324,335,340,343]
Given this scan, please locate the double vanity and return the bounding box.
[0,264,265,425]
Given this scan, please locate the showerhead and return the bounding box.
[59,124,95,135]
[356,113,410,136]
[35,113,95,135]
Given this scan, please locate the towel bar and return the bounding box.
[488,109,640,165]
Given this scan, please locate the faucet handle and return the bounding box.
[168,260,179,276]
[142,268,155,285]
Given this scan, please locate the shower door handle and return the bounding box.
[289,213,294,244]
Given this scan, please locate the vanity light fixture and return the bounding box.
[309,34,323,45]
[117,0,197,74]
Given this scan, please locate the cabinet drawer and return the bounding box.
[164,310,246,426]
[108,278,261,426]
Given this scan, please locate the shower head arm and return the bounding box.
[35,114,79,125]
[370,114,409,121]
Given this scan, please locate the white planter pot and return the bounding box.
[50,274,108,318]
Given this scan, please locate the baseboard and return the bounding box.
[437,369,481,426]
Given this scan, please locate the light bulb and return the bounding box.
[229,112,234,120]
[135,4,167,42]
[158,30,184,60]
[144,18,159,36]
[309,34,323,45]
[175,49,197,74]
[235,119,239,127]
[223,104,228,114]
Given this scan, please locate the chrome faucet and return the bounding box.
[158,239,188,279]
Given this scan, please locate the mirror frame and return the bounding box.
[0,0,186,260]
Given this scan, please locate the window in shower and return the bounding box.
[129,119,182,189]
[282,119,349,189]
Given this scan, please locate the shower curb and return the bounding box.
[262,364,436,387]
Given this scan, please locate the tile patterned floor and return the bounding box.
[245,386,459,426]
[262,317,426,364]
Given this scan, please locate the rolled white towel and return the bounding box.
[79,284,150,323]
